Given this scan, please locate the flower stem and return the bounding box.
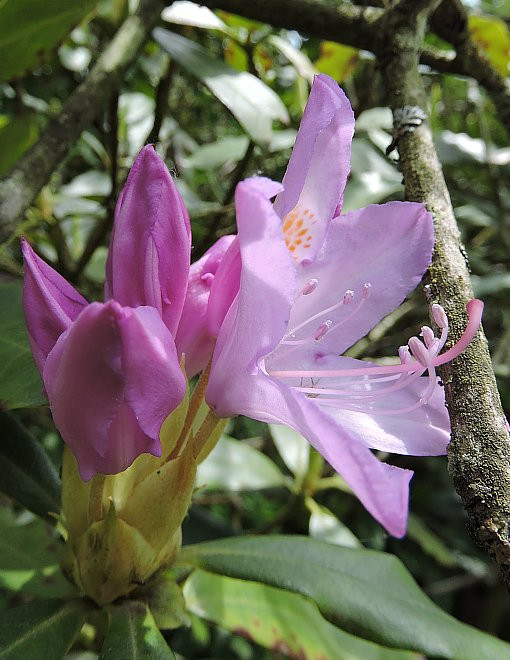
[192,408,223,460]
[170,360,211,459]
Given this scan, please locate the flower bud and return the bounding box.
[60,391,197,606]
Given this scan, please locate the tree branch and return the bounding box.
[0,0,168,243]
[198,0,383,51]
[378,0,510,586]
[200,0,510,137]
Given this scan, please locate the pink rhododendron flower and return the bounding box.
[176,234,235,377]
[206,75,482,536]
[22,145,215,481]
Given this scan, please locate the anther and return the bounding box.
[301,278,319,296]
[343,290,354,305]
[408,337,430,367]
[362,283,372,299]
[431,304,448,329]
[398,345,411,364]
[315,320,332,341]
[420,326,435,349]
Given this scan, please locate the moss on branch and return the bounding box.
[378,0,510,586]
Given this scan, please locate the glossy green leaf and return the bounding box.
[0,417,57,499]
[307,500,361,548]
[162,1,228,32]
[314,41,359,83]
[343,138,402,212]
[0,116,39,177]
[268,35,316,83]
[99,601,175,659]
[269,424,310,480]
[0,517,74,598]
[0,599,88,659]
[184,136,250,170]
[196,435,286,492]
[0,412,60,519]
[469,14,510,77]
[0,281,46,409]
[0,0,98,83]
[153,29,289,144]
[185,570,418,660]
[179,535,510,658]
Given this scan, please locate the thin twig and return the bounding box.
[72,93,120,281]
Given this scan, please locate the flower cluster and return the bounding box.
[23,74,481,544]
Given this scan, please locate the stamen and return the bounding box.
[420,326,436,349]
[343,289,354,305]
[432,304,448,329]
[270,300,483,380]
[433,299,483,365]
[408,336,430,367]
[327,283,371,334]
[362,282,372,299]
[287,289,354,336]
[301,278,319,296]
[399,345,411,364]
[314,320,332,341]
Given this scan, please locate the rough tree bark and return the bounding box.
[377,0,510,586]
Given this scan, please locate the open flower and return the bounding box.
[23,145,192,481]
[206,76,482,536]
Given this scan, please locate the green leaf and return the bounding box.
[0,412,60,519]
[343,138,402,212]
[268,35,316,83]
[184,136,250,170]
[153,29,289,144]
[406,514,457,569]
[0,517,74,599]
[0,0,98,83]
[162,1,228,32]
[0,281,46,409]
[179,535,510,659]
[0,599,88,659]
[196,435,287,492]
[269,424,310,480]
[307,500,361,548]
[0,116,39,177]
[314,41,359,83]
[468,14,510,77]
[99,601,175,659]
[147,574,190,630]
[185,569,418,660]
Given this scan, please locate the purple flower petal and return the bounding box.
[206,237,241,338]
[210,177,295,382]
[175,235,235,377]
[105,145,191,336]
[288,202,434,355]
[274,74,354,224]
[21,238,87,374]
[281,108,355,263]
[208,371,412,537]
[43,301,185,481]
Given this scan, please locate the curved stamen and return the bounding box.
[269,300,483,380]
[286,287,357,337]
